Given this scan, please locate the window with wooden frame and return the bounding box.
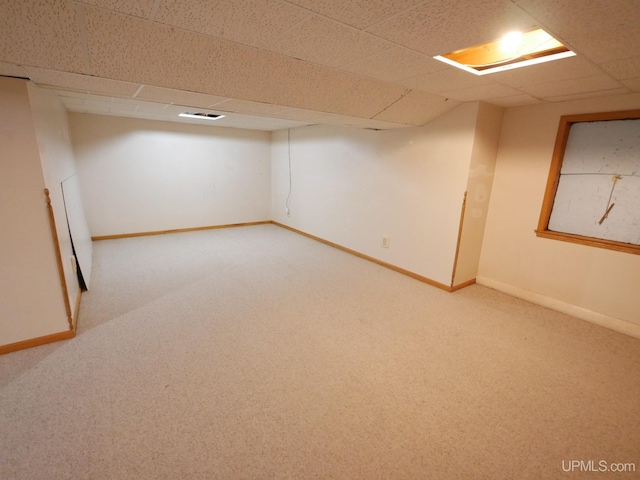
[536,109,640,255]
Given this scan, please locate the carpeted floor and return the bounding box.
[1,224,639,479]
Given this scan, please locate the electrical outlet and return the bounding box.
[381,235,390,248]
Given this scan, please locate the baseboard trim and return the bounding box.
[0,328,76,356]
[94,220,477,293]
[451,278,477,292]
[476,276,640,340]
[0,288,82,356]
[92,221,272,241]
[272,222,473,293]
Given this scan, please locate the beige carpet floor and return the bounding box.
[1,224,639,479]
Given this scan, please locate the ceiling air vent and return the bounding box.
[178,112,225,121]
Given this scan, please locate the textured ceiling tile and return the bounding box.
[327,79,408,118]
[267,15,393,68]
[155,0,310,48]
[25,67,140,96]
[285,0,424,29]
[67,95,311,131]
[134,102,175,114]
[84,8,360,111]
[485,94,542,107]
[277,108,360,122]
[242,55,362,111]
[513,0,640,36]
[519,74,623,99]
[567,26,640,64]
[372,90,460,126]
[340,47,445,83]
[600,56,640,81]
[489,56,604,88]
[0,0,86,72]
[76,0,156,19]
[0,61,27,78]
[55,93,85,105]
[84,7,268,99]
[84,7,214,89]
[440,83,522,102]
[136,85,228,108]
[213,99,291,115]
[275,108,404,129]
[366,0,537,56]
[543,87,631,103]
[399,67,492,94]
[621,77,640,92]
[338,117,408,130]
[55,90,94,103]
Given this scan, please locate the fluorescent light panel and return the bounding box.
[434,28,575,75]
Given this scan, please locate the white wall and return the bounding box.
[70,114,272,237]
[453,102,503,285]
[28,82,90,301]
[0,78,69,346]
[479,93,640,333]
[271,103,483,286]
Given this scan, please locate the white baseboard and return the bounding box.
[476,276,640,340]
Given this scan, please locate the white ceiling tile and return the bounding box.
[84,7,216,90]
[621,77,640,93]
[213,99,290,115]
[26,67,140,96]
[567,26,640,64]
[267,15,393,68]
[3,0,638,130]
[543,87,631,103]
[55,90,311,131]
[372,90,460,126]
[338,118,409,130]
[485,94,542,108]
[489,55,604,88]
[83,7,362,113]
[76,0,157,19]
[276,108,360,122]
[284,0,424,29]
[243,55,362,111]
[327,79,408,118]
[55,95,84,106]
[136,85,228,108]
[154,0,310,48]
[366,0,538,56]
[0,61,27,78]
[600,56,640,81]
[340,47,445,83]
[276,108,405,129]
[399,68,492,94]
[519,74,623,99]
[513,0,640,37]
[0,0,86,72]
[441,83,522,102]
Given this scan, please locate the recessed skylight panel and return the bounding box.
[179,112,225,120]
[434,28,575,75]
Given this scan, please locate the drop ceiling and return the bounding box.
[1,0,639,130]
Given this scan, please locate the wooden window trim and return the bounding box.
[535,108,640,255]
